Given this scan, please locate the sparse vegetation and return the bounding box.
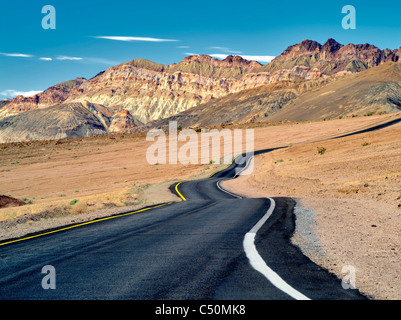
[69,199,79,206]
[20,197,34,205]
[362,142,370,146]
[317,147,326,155]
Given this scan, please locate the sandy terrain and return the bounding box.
[1,112,400,300]
[224,116,401,300]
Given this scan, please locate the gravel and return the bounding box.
[291,198,327,260]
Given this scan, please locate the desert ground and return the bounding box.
[1,112,400,299]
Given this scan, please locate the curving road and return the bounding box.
[0,150,367,300]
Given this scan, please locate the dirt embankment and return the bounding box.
[0,195,26,209]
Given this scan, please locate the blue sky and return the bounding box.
[1,0,401,98]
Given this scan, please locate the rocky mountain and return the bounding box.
[267,61,401,121]
[108,109,139,133]
[0,78,86,120]
[0,55,264,125]
[1,38,401,142]
[0,101,138,143]
[258,38,400,76]
[5,38,399,124]
[142,62,401,129]
[0,98,11,109]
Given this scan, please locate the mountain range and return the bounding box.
[1,38,401,143]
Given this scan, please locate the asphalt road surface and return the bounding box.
[0,150,367,300]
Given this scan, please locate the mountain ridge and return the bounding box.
[4,38,400,125]
[1,38,401,142]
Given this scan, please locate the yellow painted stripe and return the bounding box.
[0,154,245,247]
[0,202,172,247]
[208,154,239,178]
[174,182,187,201]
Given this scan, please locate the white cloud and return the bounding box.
[0,89,42,98]
[241,55,276,63]
[209,47,242,54]
[94,36,179,42]
[210,53,275,64]
[209,54,233,60]
[0,52,33,58]
[184,52,198,56]
[56,55,83,61]
[41,56,116,64]
[209,46,228,50]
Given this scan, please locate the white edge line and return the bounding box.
[216,180,242,199]
[233,155,253,178]
[243,197,311,300]
[216,155,253,198]
[216,155,310,299]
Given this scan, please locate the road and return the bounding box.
[0,150,367,300]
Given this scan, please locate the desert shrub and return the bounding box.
[70,201,88,214]
[317,147,326,155]
[20,197,34,205]
[69,199,79,205]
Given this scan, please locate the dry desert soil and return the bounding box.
[1,113,401,300]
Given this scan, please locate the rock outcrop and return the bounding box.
[108,109,138,133]
[142,62,401,128]
[0,98,11,109]
[0,78,87,119]
[0,102,108,143]
[0,101,142,143]
[259,38,400,76]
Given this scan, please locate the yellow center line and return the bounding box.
[0,202,172,247]
[174,182,187,201]
[0,154,243,247]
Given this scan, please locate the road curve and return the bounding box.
[0,150,367,300]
